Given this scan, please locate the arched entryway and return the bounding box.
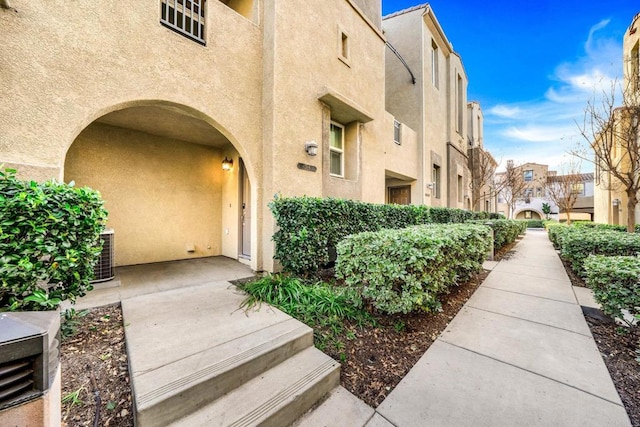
[515,209,543,220]
[64,101,253,268]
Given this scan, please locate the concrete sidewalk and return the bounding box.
[374,229,632,427]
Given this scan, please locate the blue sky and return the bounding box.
[382,1,639,172]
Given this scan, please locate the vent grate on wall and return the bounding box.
[92,228,115,283]
[0,357,36,406]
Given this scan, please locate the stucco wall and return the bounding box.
[65,123,223,266]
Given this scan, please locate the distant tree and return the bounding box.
[499,160,527,219]
[542,202,551,220]
[545,159,583,225]
[468,143,500,211]
[573,80,640,232]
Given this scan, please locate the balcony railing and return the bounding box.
[161,0,206,44]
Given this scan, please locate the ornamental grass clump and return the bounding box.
[335,223,490,314]
[0,168,107,311]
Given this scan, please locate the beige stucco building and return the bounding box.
[467,101,498,212]
[1,1,489,272]
[383,4,472,209]
[593,11,640,227]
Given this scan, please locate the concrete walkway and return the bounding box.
[374,229,632,427]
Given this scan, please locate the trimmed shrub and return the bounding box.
[468,219,525,251]
[560,229,640,276]
[525,219,545,228]
[1,169,107,311]
[584,255,640,325]
[335,223,491,314]
[546,222,569,249]
[270,196,488,274]
[573,221,628,233]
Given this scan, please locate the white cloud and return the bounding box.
[488,105,522,118]
[503,125,577,143]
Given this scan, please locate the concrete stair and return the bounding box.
[122,282,340,426]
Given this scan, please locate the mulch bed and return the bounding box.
[60,304,133,426]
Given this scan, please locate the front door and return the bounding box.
[240,161,251,258]
[389,185,411,205]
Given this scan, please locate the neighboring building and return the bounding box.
[467,101,498,213]
[496,162,594,221]
[593,11,640,226]
[1,1,492,273]
[547,173,595,222]
[383,3,473,210]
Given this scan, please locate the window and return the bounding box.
[485,200,490,212]
[524,210,532,219]
[431,40,439,88]
[161,0,206,44]
[523,188,533,198]
[523,170,533,181]
[457,175,463,202]
[536,187,542,197]
[330,122,344,177]
[571,183,585,195]
[456,74,463,133]
[393,120,401,145]
[432,165,441,199]
[632,42,639,91]
[338,28,350,66]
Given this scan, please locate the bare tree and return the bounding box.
[574,81,640,232]
[468,144,500,211]
[545,159,583,225]
[498,160,527,219]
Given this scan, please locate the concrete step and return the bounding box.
[133,316,314,426]
[169,346,340,427]
[292,386,375,427]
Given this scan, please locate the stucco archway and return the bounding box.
[514,209,543,220]
[63,101,256,268]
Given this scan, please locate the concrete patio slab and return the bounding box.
[377,340,630,427]
[439,306,621,403]
[481,270,575,303]
[293,386,375,427]
[466,286,591,336]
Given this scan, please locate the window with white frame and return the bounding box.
[393,120,401,145]
[161,0,206,44]
[432,164,441,199]
[330,122,345,177]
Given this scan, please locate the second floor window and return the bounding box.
[523,170,533,182]
[393,120,401,145]
[161,0,206,44]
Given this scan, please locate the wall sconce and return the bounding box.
[426,183,435,189]
[305,140,318,156]
[612,198,621,207]
[222,157,233,171]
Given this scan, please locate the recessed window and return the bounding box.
[457,175,463,202]
[631,42,639,91]
[330,122,345,177]
[161,0,206,44]
[456,74,463,133]
[431,40,439,88]
[536,187,542,197]
[432,164,441,199]
[523,170,533,182]
[571,183,585,195]
[338,28,350,66]
[393,120,401,145]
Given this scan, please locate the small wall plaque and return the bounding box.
[297,163,317,172]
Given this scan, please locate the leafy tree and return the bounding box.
[542,202,551,220]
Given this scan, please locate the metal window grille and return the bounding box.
[161,0,206,44]
[393,120,401,145]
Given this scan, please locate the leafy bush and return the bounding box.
[525,219,545,228]
[0,169,107,311]
[269,196,489,275]
[573,221,628,233]
[584,255,640,326]
[546,222,569,249]
[560,229,640,276]
[468,219,525,251]
[335,224,491,314]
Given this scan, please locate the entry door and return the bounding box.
[240,162,251,258]
[389,186,411,205]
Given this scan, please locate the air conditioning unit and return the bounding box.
[91,228,115,283]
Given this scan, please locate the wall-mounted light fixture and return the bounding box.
[426,182,435,189]
[222,157,233,171]
[305,140,318,156]
[612,198,621,207]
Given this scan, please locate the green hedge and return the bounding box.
[335,223,491,314]
[584,255,640,325]
[467,219,526,251]
[560,229,640,276]
[546,222,569,249]
[525,219,545,228]
[269,196,492,274]
[1,169,107,311]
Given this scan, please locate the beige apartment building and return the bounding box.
[467,101,498,212]
[593,11,640,227]
[1,1,485,272]
[383,3,472,210]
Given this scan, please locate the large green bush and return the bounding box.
[335,223,491,314]
[560,229,640,276]
[546,222,570,249]
[467,219,525,251]
[269,196,491,274]
[0,169,107,311]
[584,255,640,326]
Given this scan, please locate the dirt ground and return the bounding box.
[60,304,133,426]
